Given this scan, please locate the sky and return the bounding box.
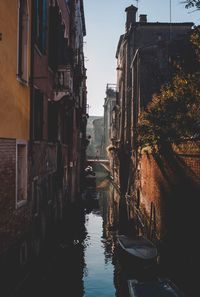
[84,0,200,116]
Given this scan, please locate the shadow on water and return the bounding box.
[13,172,135,297]
[14,202,87,297]
[13,167,197,297]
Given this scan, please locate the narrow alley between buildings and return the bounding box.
[1,1,200,297]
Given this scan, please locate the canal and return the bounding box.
[13,178,139,297]
[13,176,197,297]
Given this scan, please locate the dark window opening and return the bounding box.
[65,111,73,145]
[34,0,47,53]
[48,5,70,70]
[32,178,39,215]
[33,89,44,140]
[48,101,58,143]
[58,105,71,145]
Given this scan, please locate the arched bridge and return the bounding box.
[86,159,110,175]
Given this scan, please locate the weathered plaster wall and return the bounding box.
[0,1,30,140]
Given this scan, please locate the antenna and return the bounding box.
[169,0,172,40]
[134,0,139,8]
[134,0,139,21]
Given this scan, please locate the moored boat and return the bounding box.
[128,278,187,297]
[117,234,158,262]
[84,166,96,188]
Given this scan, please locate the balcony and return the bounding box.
[53,66,73,101]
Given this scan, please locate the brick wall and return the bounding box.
[138,147,200,242]
[0,138,16,253]
[178,155,200,181]
[136,144,200,297]
[0,138,31,254]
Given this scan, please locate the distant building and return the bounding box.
[93,117,104,157]
[86,116,104,158]
[103,84,117,157]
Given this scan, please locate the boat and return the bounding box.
[85,174,96,187]
[84,166,96,188]
[128,278,187,297]
[117,234,157,261]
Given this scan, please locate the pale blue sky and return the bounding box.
[84,0,200,116]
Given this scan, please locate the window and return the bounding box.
[48,5,69,70]
[19,241,28,265]
[18,0,29,82]
[34,0,47,53]
[32,177,39,215]
[48,174,53,202]
[33,89,44,140]
[16,141,27,208]
[48,101,58,142]
[65,110,73,145]
[63,166,68,188]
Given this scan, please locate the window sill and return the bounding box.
[16,200,27,209]
[17,75,29,86]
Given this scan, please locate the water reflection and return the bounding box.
[13,177,195,297]
[14,179,147,297]
[82,181,136,297]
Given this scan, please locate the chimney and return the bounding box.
[139,14,147,23]
[125,5,138,31]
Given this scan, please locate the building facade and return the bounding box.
[115,6,193,152]
[112,5,195,194]
[110,5,200,266]
[0,0,87,293]
[0,1,32,293]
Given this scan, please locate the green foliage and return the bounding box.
[106,144,116,158]
[138,72,200,147]
[182,0,200,10]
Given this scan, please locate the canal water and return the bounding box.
[13,177,197,297]
[14,179,135,297]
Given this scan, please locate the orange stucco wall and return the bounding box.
[0,0,30,140]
